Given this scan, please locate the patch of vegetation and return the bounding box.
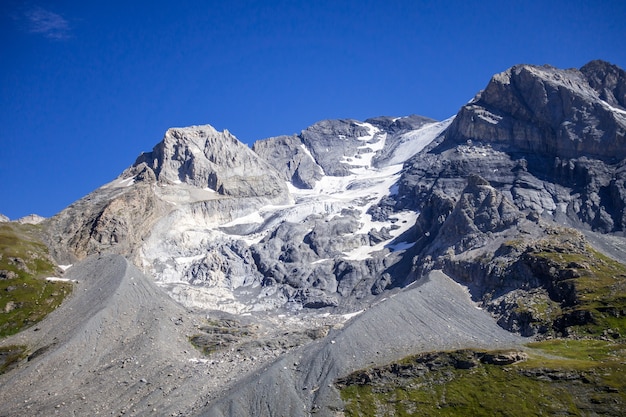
[528,241,626,338]
[189,318,254,355]
[0,345,27,374]
[489,228,626,339]
[338,340,626,416]
[190,318,329,356]
[0,222,72,338]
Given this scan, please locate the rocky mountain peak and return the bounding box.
[580,59,626,108]
[129,124,289,200]
[401,60,626,235]
[446,61,626,161]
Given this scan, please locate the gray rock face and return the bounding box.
[252,135,323,189]
[366,114,436,135]
[247,211,401,309]
[252,119,377,184]
[44,174,168,264]
[299,119,374,176]
[581,60,626,108]
[131,125,289,200]
[432,174,525,254]
[447,62,626,161]
[399,60,626,234]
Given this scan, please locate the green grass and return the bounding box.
[339,230,626,415]
[0,345,27,374]
[531,244,626,338]
[0,222,72,338]
[339,340,626,416]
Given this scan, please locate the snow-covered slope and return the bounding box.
[137,117,451,313]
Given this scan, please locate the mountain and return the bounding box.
[1,60,626,416]
[44,115,453,313]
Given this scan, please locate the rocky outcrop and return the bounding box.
[447,62,626,160]
[581,60,626,108]
[16,214,45,225]
[130,125,290,200]
[399,60,626,234]
[44,174,168,264]
[252,135,323,189]
[246,211,403,309]
[297,119,374,176]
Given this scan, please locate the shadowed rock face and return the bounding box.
[399,60,626,233]
[252,134,323,189]
[447,61,626,161]
[581,60,626,108]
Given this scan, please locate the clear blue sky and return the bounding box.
[1,0,625,219]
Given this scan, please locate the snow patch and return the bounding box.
[384,118,453,166]
[341,309,364,320]
[475,109,503,124]
[600,99,626,117]
[46,277,77,283]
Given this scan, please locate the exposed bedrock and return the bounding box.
[398,60,626,233]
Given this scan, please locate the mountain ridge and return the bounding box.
[2,59,626,416]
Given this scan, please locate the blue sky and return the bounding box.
[1,0,625,219]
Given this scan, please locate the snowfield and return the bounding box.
[137,119,450,313]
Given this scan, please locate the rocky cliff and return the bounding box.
[399,60,626,235]
[130,125,289,199]
[388,60,626,336]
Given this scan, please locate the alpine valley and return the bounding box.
[1,60,626,416]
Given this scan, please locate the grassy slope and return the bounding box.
[0,222,71,338]
[339,341,626,416]
[339,232,626,416]
[531,244,626,338]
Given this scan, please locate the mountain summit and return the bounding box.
[448,60,626,160]
[129,125,289,199]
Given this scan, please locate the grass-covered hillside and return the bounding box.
[338,230,626,416]
[492,230,626,339]
[0,222,71,338]
[338,340,626,416]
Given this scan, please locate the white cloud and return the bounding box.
[22,6,71,40]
